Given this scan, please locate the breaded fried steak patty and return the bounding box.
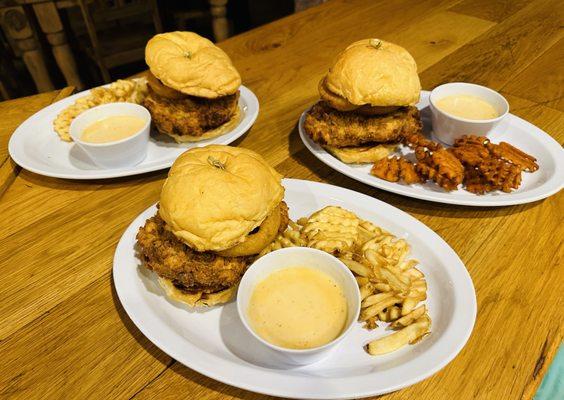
[144,88,239,139]
[136,202,289,294]
[304,101,422,148]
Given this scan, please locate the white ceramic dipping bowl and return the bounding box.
[429,82,509,145]
[237,247,361,366]
[70,102,151,168]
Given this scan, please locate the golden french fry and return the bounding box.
[387,264,411,285]
[297,217,308,226]
[340,258,373,277]
[401,296,422,316]
[411,279,427,294]
[388,305,401,321]
[364,317,379,330]
[360,297,400,321]
[364,248,386,268]
[359,283,374,300]
[410,329,431,344]
[366,316,431,355]
[355,276,369,286]
[373,283,391,292]
[399,259,419,271]
[362,292,394,308]
[380,267,410,293]
[390,305,427,329]
[404,267,424,279]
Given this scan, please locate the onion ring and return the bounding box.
[216,203,282,257]
[319,77,399,115]
[147,71,186,100]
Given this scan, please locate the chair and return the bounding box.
[72,0,163,83]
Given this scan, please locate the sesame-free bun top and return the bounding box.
[159,145,284,252]
[145,31,241,98]
[323,39,421,107]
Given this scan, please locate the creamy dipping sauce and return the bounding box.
[435,94,498,120]
[247,267,348,350]
[81,115,145,143]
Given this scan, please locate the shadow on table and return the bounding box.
[15,124,253,191]
[110,274,290,399]
[17,165,166,191]
[110,276,172,367]
[285,122,541,219]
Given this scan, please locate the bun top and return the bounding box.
[323,39,420,107]
[145,31,241,98]
[159,145,284,252]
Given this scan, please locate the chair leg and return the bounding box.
[0,6,54,92]
[208,0,229,42]
[77,0,111,83]
[32,2,84,90]
[148,0,163,33]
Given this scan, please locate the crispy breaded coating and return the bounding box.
[136,202,289,293]
[144,88,239,139]
[304,101,422,147]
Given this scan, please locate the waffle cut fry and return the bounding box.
[256,204,431,356]
[53,78,148,141]
[258,221,306,257]
[300,206,360,254]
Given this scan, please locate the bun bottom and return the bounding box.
[159,107,241,143]
[324,143,397,164]
[158,277,238,307]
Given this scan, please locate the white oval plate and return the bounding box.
[8,85,258,179]
[299,91,564,206]
[113,179,476,399]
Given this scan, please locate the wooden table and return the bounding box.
[0,0,563,398]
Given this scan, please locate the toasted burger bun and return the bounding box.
[324,39,420,107]
[145,31,241,98]
[159,145,284,252]
[158,277,238,307]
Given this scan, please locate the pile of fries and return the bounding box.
[261,205,431,355]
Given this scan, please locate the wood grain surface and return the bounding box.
[0,1,563,399]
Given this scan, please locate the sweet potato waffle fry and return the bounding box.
[371,133,538,194]
[270,206,432,355]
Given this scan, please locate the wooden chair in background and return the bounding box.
[72,0,163,83]
[0,0,232,96]
[0,3,56,94]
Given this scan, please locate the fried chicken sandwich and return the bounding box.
[304,39,423,163]
[136,145,289,307]
[144,32,241,142]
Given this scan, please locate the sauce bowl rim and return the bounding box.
[429,82,509,124]
[70,102,151,147]
[236,246,361,355]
